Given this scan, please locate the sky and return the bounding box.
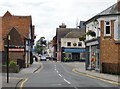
[0,0,117,42]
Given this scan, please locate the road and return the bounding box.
[20,61,118,89]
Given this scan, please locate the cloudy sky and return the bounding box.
[0,0,117,41]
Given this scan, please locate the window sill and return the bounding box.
[115,40,120,44]
[104,36,112,39]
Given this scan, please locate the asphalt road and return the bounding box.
[20,61,118,89]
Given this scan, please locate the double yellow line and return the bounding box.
[19,61,43,89]
[72,68,120,85]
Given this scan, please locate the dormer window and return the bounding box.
[104,21,111,36]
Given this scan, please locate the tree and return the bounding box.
[34,37,47,54]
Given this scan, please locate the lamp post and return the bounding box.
[6,35,10,83]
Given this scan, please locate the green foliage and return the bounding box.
[34,37,47,54]
[9,60,17,67]
[86,30,96,37]
[73,43,77,46]
[79,35,86,41]
[64,57,72,62]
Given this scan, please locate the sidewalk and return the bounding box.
[2,60,41,88]
[65,62,120,83]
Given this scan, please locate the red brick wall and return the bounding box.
[2,16,31,39]
[9,51,24,62]
[0,17,2,51]
[100,20,119,73]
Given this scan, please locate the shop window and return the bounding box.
[67,42,71,46]
[104,21,111,36]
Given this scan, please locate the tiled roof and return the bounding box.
[85,1,120,24]
[64,28,85,38]
[2,11,32,39]
[97,2,119,15]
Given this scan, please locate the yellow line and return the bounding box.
[72,68,120,85]
[19,61,43,89]
[20,78,28,89]
[35,61,43,73]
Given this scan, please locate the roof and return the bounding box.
[56,28,85,41]
[3,11,12,17]
[64,28,85,38]
[85,1,120,24]
[2,11,32,39]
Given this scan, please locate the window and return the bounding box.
[104,21,111,36]
[78,42,82,46]
[67,42,71,46]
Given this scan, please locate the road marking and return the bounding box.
[52,84,62,86]
[19,61,43,89]
[56,70,59,73]
[35,61,43,73]
[58,74,62,77]
[20,78,28,89]
[55,68,56,71]
[64,78,71,84]
[72,68,120,85]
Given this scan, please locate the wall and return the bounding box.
[61,38,85,48]
[100,18,119,73]
[86,21,100,41]
[0,17,3,51]
[9,51,24,61]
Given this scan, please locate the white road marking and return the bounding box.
[52,84,62,86]
[56,70,59,73]
[58,74,62,77]
[55,68,56,71]
[64,79,71,84]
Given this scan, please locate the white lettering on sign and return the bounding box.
[86,41,99,46]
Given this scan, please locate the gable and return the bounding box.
[4,27,24,46]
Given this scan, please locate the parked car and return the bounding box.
[40,55,46,61]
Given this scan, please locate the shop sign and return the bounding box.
[86,41,99,46]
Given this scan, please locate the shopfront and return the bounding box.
[61,47,86,62]
[85,38,100,72]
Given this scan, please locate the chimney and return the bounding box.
[118,0,120,12]
[59,23,66,28]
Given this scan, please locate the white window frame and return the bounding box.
[104,21,111,36]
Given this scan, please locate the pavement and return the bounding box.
[65,62,120,84]
[2,60,41,88]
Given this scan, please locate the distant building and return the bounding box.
[61,30,86,62]
[52,36,57,59]
[1,11,35,67]
[85,1,120,74]
[56,23,85,61]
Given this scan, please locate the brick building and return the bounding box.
[1,11,35,67]
[85,1,120,74]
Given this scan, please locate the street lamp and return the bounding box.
[6,34,10,83]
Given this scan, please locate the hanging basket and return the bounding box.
[86,30,96,37]
[73,43,77,46]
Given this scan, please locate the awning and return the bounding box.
[64,48,86,53]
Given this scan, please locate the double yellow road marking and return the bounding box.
[72,68,120,85]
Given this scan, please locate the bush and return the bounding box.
[9,60,17,67]
[64,57,72,62]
